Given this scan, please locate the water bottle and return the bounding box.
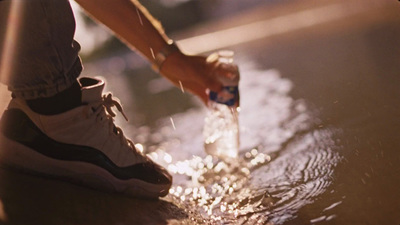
[203,50,240,159]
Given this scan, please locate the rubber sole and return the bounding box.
[0,133,170,198]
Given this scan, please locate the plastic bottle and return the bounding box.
[203,50,240,159]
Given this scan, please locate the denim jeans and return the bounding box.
[0,0,82,100]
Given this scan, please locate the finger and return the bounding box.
[201,74,223,93]
[189,55,224,93]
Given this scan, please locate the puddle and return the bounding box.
[137,63,342,224]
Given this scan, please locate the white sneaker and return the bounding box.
[0,77,172,198]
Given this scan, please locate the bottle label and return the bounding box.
[209,86,239,106]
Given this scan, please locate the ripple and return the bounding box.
[147,64,342,224]
[253,129,341,224]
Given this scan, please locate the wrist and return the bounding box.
[152,40,180,73]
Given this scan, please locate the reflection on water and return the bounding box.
[74,13,400,223]
[143,63,342,224]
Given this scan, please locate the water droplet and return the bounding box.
[135,7,143,26]
[198,175,205,183]
[323,201,342,212]
[168,164,178,173]
[163,153,172,163]
[197,162,205,169]
[147,152,158,160]
[178,80,185,93]
[220,204,227,212]
[185,188,192,195]
[170,117,176,130]
[150,47,155,59]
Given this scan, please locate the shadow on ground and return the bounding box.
[0,168,187,225]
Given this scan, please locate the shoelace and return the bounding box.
[98,93,135,149]
[102,93,129,121]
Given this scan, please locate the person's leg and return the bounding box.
[0,0,82,101]
[0,0,82,114]
[0,0,172,198]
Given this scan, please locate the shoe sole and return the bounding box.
[0,133,170,198]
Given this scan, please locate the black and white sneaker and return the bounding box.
[0,77,172,198]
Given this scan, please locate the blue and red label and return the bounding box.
[209,86,239,106]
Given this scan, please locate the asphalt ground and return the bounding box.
[0,0,399,224]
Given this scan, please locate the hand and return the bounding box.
[159,51,223,104]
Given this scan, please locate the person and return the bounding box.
[0,0,226,199]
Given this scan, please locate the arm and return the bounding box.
[75,0,222,103]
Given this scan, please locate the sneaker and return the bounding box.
[0,77,172,198]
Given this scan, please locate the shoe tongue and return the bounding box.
[80,77,105,104]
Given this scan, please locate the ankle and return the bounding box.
[26,80,82,115]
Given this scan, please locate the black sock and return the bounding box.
[26,80,82,115]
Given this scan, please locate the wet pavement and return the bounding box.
[0,0,400,224]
